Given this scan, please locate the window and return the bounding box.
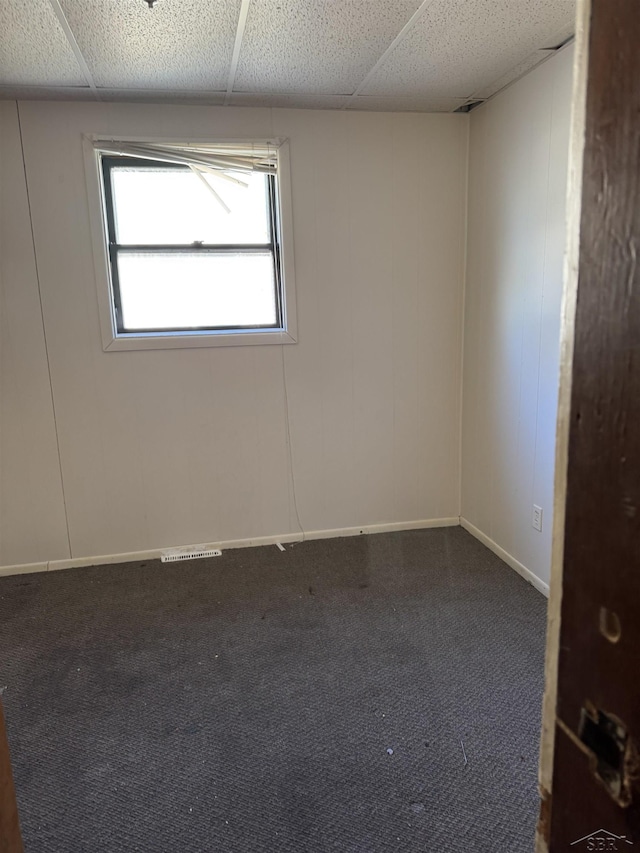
[87,139,296,350]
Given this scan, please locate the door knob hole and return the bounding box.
[599,607,622,643]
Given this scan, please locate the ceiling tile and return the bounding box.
[0,0,87,86]
[228,93,351,109]
[58,0,241,90]
[349,95,467,113]
[233,0,423,95]
[360,0,576,98]
[472,49,556,100]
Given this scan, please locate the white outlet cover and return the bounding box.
[532,505,543,532]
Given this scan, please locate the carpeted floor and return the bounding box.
[0,527,546,853]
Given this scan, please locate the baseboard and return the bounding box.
[299,517,459,542]
[0,517,460,578]
[0,561,48,578]
[460,517,550,598]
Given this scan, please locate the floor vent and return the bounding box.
[161,547,222,563]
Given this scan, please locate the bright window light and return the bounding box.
[100,154,284,335]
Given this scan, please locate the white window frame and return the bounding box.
[83,134,297,351]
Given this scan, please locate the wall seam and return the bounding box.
[457,114,471,519]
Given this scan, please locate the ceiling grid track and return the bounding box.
[47,0,99,99]
[225,0,253,106]
[345,0,439,107]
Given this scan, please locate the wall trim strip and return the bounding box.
[460,517,550,597]
[0,517,460,578]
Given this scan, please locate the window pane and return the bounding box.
[110,167,271,246]
[116,252,277,331]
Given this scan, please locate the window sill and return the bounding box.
[103,328,297,352]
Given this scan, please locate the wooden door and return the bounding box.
[538,0,640,850]
[0,699,23,853]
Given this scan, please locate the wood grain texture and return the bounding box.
[537,3,592,842]
[0,700,23,853]
[550,0,640,847]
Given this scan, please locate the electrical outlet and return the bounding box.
[532,505,543,532]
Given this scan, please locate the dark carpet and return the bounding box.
[0,527,546,853]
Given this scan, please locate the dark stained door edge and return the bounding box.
[541,0,640,849]
[0,699,24,853]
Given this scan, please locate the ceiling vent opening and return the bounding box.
[455,100,484,114]
[545,34,574,51]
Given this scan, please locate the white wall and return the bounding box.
[461,45,574,590]
[0,101,467,568]
[0,103,70,567]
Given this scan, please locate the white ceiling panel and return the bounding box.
[0,0,87,86]
[0,0,577,112]
[360,0,575,98]
[57,0,241,90]
[233,0,423,95]
[350,95,468,113]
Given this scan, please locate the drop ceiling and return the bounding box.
[0,0,576,112]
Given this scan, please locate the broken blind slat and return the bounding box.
[93,141,279,175]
